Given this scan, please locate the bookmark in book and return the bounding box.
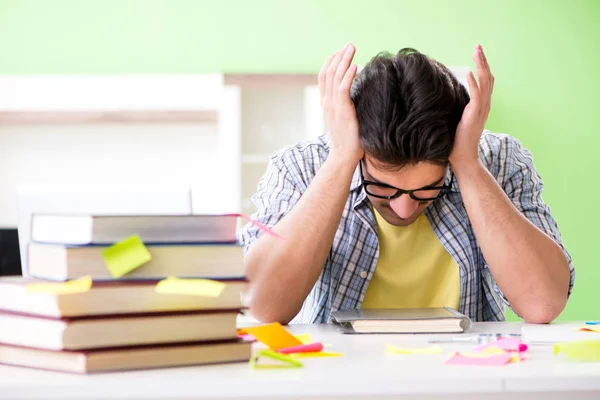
[102,234,152,278]
[27,275,92,295]
[155,277,226,297]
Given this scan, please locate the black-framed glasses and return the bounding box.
[359,162,454,201]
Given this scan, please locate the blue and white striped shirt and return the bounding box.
[239,131,575,323]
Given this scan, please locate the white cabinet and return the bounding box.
[222,74,323,216]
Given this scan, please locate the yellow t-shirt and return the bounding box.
[361,208,460,310]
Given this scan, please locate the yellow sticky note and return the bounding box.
[295,333,312,345]
[241,323,303,350]
[478,346,507,356]
[290,351,345,358]
[27,276,92,295]
[579,326,600,334]
[452,346,507,358]
[102,235,152,278]
[250,350,303,369]
[554,339,600,362]
[155,277,226,297]
[448,346,522,363]
[386,344,444,355]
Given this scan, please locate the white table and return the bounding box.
[1,322,599,399]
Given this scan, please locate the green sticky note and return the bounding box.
[249,350,303,369]
[102,235,152,278]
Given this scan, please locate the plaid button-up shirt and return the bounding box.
[239,131,575,323]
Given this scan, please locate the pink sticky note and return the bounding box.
[475,338,528,353]
[446,353,513,366]
[232,213,286,240]
[238,333,256,342]
[278,342,324,354]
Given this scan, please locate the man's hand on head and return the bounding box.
[449,44,495,171]
[319,43,363,166]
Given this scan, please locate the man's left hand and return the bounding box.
[449,44,494,169]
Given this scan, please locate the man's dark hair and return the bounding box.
[351,48,470,170]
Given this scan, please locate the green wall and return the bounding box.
[1,0,598,321]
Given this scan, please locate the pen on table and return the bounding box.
[429,333,521,344]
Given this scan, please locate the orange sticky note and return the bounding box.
[579,326,600,334]
[240,323,302,350]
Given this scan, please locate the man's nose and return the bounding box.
[390,195,419,219]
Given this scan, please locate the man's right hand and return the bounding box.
[319,43,363,165]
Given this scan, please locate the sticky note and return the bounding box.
[27,275,92,295]
[240,323,303,350]
[554,339,600,362]
[155,277,226,297]
[446,352,513,366]
[478,347,523,363]
[579,326,600,334]
[457,346,507,357]
[475,338,528,353]
[295,333,312,344]
[250,350,303,369]
[102,235,151,278]
[290,351,345,358]
[236,214,285,240]
[278,342,324,354]
[447,347,522,364]
[386,344,444,355]
[238,333,256,342]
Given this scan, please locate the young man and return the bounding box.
[239,44,574,325]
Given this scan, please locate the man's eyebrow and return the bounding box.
[364,165,446,189]
[423,176,446,188]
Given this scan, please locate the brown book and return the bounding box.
[0,310,239,350]
[0,340,251,374]
[0,276,245,318]
[28,242,243,281]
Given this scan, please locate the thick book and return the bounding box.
[0,276,245,318]
[0,310,239,350]
[0,340,251,374]
[28,242,243,281]
[331,307,472,334]
[31,214,239,245]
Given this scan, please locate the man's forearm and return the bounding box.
[243,155,357,324]
[453,160,570,323]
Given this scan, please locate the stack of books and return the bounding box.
[0,214,251,373]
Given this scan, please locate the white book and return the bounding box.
[31,214,238,245]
